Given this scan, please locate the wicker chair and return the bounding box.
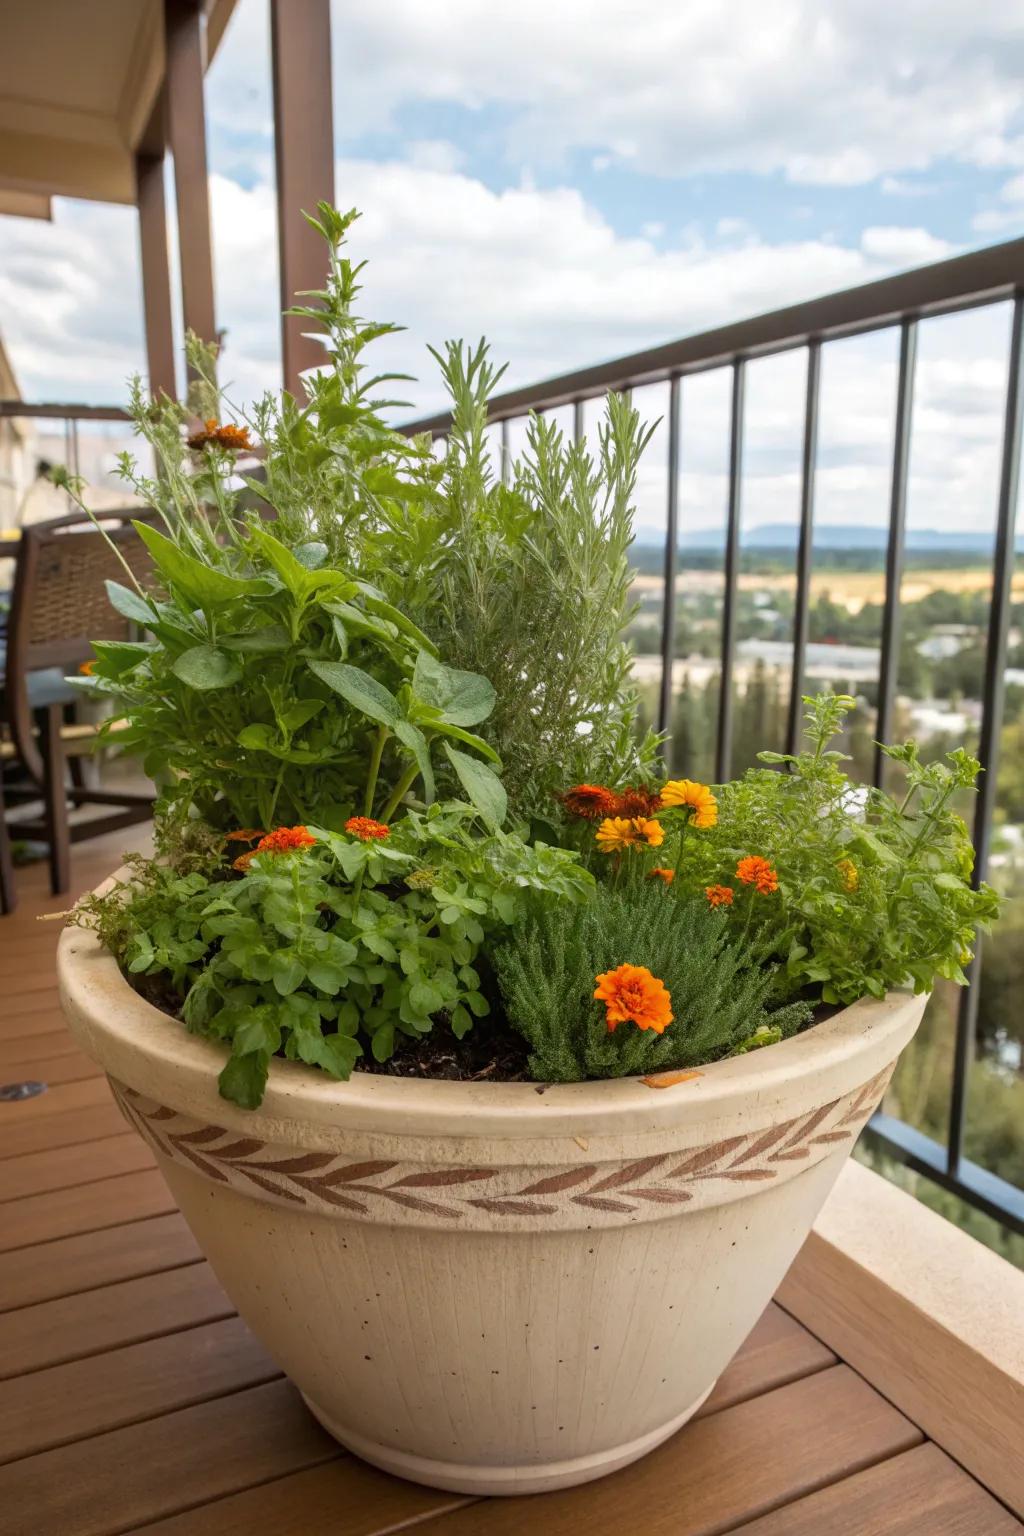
[0,511,157,908]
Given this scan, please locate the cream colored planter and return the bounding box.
[58,902,925,1496]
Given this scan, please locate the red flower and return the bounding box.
[255,826,317,855]
[561,784,620,820]
[344,816,391,842]
[705,884,735,907]
[616,785,663,817]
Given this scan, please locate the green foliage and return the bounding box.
[69,205,662,837]
[76,807,592,1107]
[673,694,1001,1005]
[492,879,810,1082]
[70,509,503,832]
[364,341,664,828]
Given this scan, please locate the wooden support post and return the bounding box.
[136,151,177,399]
[164,0,216,360]
[270,0,335,394]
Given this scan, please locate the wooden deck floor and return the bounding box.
[1,832,1020,1536]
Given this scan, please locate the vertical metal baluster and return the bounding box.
[658,377,681,740]
[715,359,745,783]
[500,418,510,486]
[573,399,584,446]
[873,318,918,787]
[787,342,821,756]
[948,294,1024,1176]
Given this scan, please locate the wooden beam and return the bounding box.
[0,189,51,221]
[270,0,335,394]
[136,153,177,401]
[778,1160,1024,1518]
[164,0,216,355]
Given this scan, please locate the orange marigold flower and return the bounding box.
[187,418,255,453]
[837,857,859,893]
[79,658,96,676]
[561,784,621,820]
[224,828,265,843]
[595,816,664,853]
[661,778,718,828]
[736,856,779,894]
[635,817,665,848]
[649,867,675,884]
[232,850,256,872]
[344,816,391,842]
[705,884,735,907]
[255,825,317,855]
[594,963,673,1035]
[616,785,663,817]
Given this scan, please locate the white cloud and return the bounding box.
[859,226,953,265]
[880,176,938,197]
[198,0,1024,189]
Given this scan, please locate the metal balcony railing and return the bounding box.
[401,236,1024,1239]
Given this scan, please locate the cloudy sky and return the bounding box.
[1,0,1022,537]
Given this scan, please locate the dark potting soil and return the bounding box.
[132,971,532,1082]
[131,973,830,1086]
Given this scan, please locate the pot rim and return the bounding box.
[57,868,926,1147]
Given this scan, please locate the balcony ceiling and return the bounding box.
[0,0,235,206]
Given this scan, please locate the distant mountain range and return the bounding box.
[656,523,1024,553]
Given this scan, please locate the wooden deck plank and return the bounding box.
[699,1301,834,1417]
[0,1029,82,1067]
[0,1133,155,1204]
[0,1378,337,1536]
[0,1261,230,1380]
[122,1458,472,1536]
[0,1212,201,1312]
[103,1306,844,1536]
[0,1167,174,1254]
[0,1317,280,1464]
[0,1046,103,1088]
[403,1367,922,1536]
[0,1075,111,1123]
[0,1098,128,1158]
[730,1441,1024,1535]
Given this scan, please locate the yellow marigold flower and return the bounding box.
[661,778,718,828]
[595,816,664,853]
[595,816,638,853]
[594,963,673,1034]
[837,858,859,892]
[736,856,779,895]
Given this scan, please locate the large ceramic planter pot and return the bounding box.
[58,901,925,1496]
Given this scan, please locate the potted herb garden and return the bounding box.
[57,207,998,1495]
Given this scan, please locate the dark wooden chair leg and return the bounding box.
[67,723,87,790]
[0,767,16,915]
[39,704,71,896]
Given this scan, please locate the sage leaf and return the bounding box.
[444,744,507,830]
[172,645,242,691]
